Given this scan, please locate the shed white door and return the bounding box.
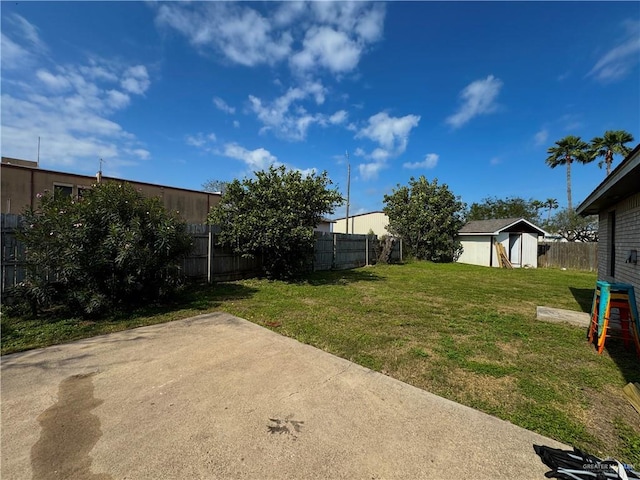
[509,233,522,267]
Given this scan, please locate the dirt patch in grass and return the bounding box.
[496,340,522,357]
[579,385,640,461]
[445,368,519,411]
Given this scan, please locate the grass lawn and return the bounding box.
[2,261,639,464]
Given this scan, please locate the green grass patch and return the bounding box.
[613,418,640,466]
[3,262,639,464]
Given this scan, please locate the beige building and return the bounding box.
[333,211,389,236]
[1,157,221,224]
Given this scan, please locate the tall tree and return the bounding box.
[208,165,343,279]
[543,198,559,221]
[202,179,230,195]
[383,176,466,262]
[467,196,543,224]
[545,208,598,242]
[545,135,590,211]
[589,130,635,176]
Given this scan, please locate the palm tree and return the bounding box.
[544,198,558,221]
[545,136,590,211]
[589,130,635,176]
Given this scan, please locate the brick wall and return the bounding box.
[598,191,640,308]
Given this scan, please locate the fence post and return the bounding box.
[332,233,337,269]
[365,235,369,266]
[207,225,213,284]
[400,239,403,262]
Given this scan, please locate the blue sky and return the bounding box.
[2,1,639,218]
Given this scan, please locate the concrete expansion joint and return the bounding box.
[320,363,353,386]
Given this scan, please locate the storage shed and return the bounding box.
[457,218,548,268]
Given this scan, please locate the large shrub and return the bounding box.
[383,176,466,262]
[208,165,343,279]
[13,182,193,316]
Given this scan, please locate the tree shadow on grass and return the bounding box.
[570,287,595,313]
[303,268,382,286]
[172,282,258,310]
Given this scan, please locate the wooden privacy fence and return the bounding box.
[183,230,402,279]
[1,214,26,293]
[1,215,402,292]
[537,242,598,271]
[183,224,263,282]
[312,232,400,271]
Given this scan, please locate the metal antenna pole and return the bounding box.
[345,150,350,235]
[37,136,40,166]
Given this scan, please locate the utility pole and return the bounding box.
[37,136,40,166]
[345,150,351,234]
[97,158,104,183]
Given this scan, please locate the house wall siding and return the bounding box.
[1,163,220,224]
[457,235,492,267]
[333,212,389,236]
[521,232,539,268]
[598,191,640,309]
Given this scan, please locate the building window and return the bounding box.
[54,184,73,198]
[608,210,615,277]
[77,187,89,199]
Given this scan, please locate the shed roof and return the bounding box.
[459,218,547,236]
[576,143,640,216]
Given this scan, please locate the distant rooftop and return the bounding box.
[1,157,38,168]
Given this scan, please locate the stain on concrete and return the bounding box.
[268,416,304,440]
[31,372,112,480]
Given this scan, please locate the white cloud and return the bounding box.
[80,62,120,83]
[186,132,216,148]
[534,128,549,146]
[121,65,150,95]
[213,96,236,114]
[446,75,503,129]
[490,157,501,166]
[329,110,348,125]
[10,13,46,52]
[588,20,640,83]
[1,33,32,70]
[248,81,328,140]
[291,26,362,74]
[353,111,420,181]
[155,3,292,67]
[358,161,386,181]
[1,14,47,71]
[403,153,439,170]
[106,90,131,110]
[154,2,385,76]
[222,143,279,171]
[36,69,72,92]
[125,148,151,160]
[356,112,420,153]
[354,147,366,157]
[1,26,151,171]
[233,120,240,128]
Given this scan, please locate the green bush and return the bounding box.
[13,182,193,317]
[383,176,465,262]
[208,165,343,279]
